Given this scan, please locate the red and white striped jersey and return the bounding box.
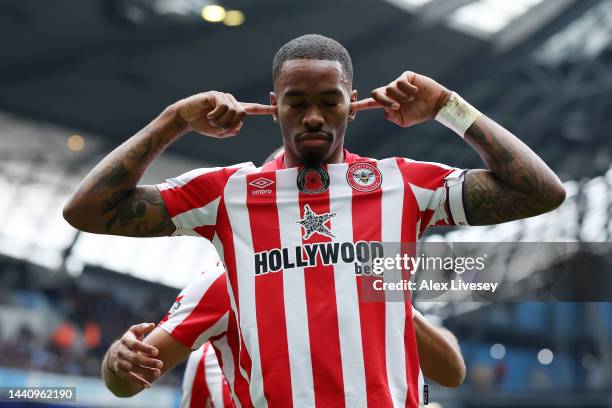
[158,261,251,407]
[181,342,234,408]
[157,150,467,408]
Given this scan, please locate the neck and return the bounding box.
[283,145,344,168]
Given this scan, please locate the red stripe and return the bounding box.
[398,158,421,407]
[351,162,393,408]
[299,181,345,407]
[222,378,234,408]
[171,275,229,348]
[194,225,216,241]
[224,311,253,407]
[400,161,454,190]
[216,200,254,405]
[216,198,240,321]
[161,167,241,217]
[190,346,209,408]
[246,171,293,407]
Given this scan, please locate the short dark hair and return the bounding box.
[272,34,353,87]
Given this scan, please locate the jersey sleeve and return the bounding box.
[397,158,469,238]
[156,162,253,239]
[158,258,231,350]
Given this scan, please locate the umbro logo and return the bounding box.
[249,177,274,195]
[249,177,274,189]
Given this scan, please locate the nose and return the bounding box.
[302,106,324,130]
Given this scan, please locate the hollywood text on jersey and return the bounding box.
[253,240,385,276]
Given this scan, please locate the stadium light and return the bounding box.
[490,343,506,359]
[202,5,226,22]
[537,348,554,365]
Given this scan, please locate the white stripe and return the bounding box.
[158,162,254,191]
[445,169,469,226]
[400,157,454,171]
[408,183,441,212]
[379,159,409,407]
[328,163,367,408]
[180,346,203,408]
[204,344,226,408]
[418,369,425,407]
[225,168,268,408]
[276,168,316,407]
[212,336,243,408]
[193,312,229,349]
[158,167,223,191]
[172,196,221,235]
[159,266,224,336]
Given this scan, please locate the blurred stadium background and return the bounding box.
[1,0,611,406]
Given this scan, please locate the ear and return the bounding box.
[270,92,279,123]
[348,90,358,122]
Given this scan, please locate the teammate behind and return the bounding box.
[103,268,465,405]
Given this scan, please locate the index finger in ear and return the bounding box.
[350,98,383,112]
[241,103,277,115]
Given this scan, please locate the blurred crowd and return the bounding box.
[0,259,183,386]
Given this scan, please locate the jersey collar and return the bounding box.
[263,149,360,171]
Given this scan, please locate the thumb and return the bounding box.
[130,322,156,338]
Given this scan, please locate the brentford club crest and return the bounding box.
[346,162,382,192]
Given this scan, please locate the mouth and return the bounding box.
[295,131,332,146]
[297,131,332,142]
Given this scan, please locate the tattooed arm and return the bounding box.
[369,71,565,226]
[63,91,260,236]
[63,109,183,236]
[461,116,565,225]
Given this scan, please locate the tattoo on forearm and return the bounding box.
[91,158,129,193]
[71,125,177,236]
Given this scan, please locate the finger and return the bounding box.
[130,364,162,380]
[397,80,419,95]
[386,86,414,103]
[213,103,237,128]
[217,121,243,137]
[350,98,383,112]
[127,371,152,389]
[122,335,159,356]
[241,103,277,115]
[225,94,246,129]
[129,323,156,337]
[206,103,229,120]
[371,89,400,110]
[115,362,158,387]
[117,348,163,369]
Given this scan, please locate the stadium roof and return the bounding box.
[3,0,610,180]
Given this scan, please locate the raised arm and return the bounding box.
[461,116,565,225]
[63,92,276,236]
[360,71,565,226]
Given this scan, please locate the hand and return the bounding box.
[354,71,451,128]
[107,323,163,389]
[173,91,277,138]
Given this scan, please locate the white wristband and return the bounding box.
[435,92,482,138]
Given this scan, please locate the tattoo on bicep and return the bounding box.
[102,188,173,236]
[463,119,558,224]
[463,170,538,225]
